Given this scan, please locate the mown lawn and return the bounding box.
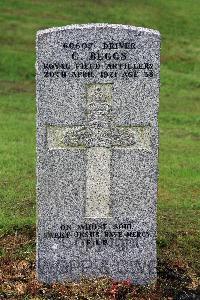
[0,0,199,280]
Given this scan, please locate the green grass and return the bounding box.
[0,0,199,273]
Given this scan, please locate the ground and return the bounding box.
[0,0,199,299]
[0,230,199,299]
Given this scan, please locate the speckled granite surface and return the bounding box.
[36,24,160,284]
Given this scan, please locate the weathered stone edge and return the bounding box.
[36,23,160,37]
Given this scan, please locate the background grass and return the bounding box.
[0,0,199,274]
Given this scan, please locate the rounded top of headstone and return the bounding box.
[37,23,160,38]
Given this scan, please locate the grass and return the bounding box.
[0,0,199,277]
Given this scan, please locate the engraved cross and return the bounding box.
[47,84,151,218]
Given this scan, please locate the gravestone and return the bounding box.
[36,24,160,284]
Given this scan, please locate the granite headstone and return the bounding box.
[36,24,160,284]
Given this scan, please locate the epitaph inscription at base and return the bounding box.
[36,24,160,284]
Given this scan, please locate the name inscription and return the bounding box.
[42,40,155,80]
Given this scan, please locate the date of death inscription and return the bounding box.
[41,40,157,80]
